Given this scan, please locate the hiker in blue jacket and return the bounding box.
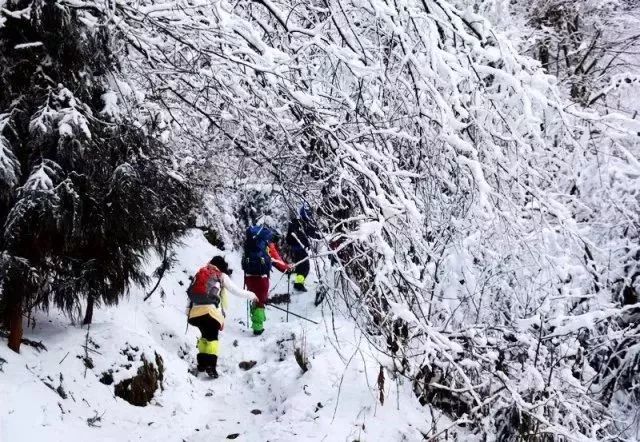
[242,225,292,335]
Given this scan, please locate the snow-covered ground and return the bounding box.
[0,230,432,441]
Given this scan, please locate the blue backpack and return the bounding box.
[242,226,273,275]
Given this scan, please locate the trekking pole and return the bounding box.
[286,273,290,323]
[267,271,288,295]
[266,303,319,324]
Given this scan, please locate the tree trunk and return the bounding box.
[83,295,94,326]
[7,295,23,353]
[622,285,638,306]
[539,43,550,72]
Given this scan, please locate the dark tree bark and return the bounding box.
[622,285,638,306]
[6,294,23,353]
[83,295,94,326]
[539,43,550,71]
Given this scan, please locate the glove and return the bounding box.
[248,292,259,303]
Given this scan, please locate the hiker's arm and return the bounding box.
[222,274,257,300]
[268,243,291,273]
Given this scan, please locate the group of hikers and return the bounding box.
[186,204,320,378]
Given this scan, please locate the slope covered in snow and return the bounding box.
[0,230,435,441]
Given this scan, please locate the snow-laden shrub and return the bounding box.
[57,0,640,437]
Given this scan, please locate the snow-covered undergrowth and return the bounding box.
[2,0,640,439]
[112,0,640,435]
[0,230,434,441]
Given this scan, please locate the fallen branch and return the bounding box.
[144,247,173,301]
[59,351,70,364]
[87,411,105,427]
[0,330,47,351]
[268,293,291,305]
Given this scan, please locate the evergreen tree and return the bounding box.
[0,0,196,352]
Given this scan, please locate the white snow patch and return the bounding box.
[0,230,431,441]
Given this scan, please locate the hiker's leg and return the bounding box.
[245,275,269,333]
[245,275,269,307]
[190,315,220,372]
[293,249,310,289]
[250,305,266,334]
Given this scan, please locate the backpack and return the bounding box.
[187,265,223,306]
[242,226,273,275]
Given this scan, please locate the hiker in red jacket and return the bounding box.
[242,226,292,335]
[188,256,257,378]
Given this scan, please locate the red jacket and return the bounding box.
[267,242,290,273]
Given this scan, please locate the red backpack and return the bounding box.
[187,265,223,306]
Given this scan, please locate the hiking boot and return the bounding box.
[206,355,219,378]
[293,282,307,292]
[253,329,264,336]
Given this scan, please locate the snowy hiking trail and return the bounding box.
[0,230,430,442]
